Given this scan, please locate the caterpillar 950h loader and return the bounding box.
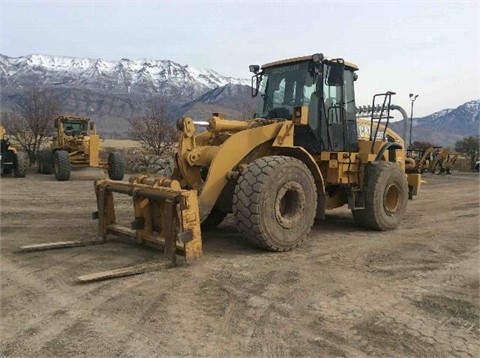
[20,54,422,282]
[37,115,125,181]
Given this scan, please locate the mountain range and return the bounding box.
[0,54,478,146]
[389,100,480,148]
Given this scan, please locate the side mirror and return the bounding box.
[251,74,261,97]
[326,61,345,87]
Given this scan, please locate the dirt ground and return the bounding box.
[1,170,479,357]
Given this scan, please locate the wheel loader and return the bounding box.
[405,146,435,173]
[19,53,422,282]
[429,147,459,174]
[0,125,26,177]
[37,115,125,181]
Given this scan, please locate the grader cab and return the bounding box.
[37,115,125,181]
[20,53,422,282]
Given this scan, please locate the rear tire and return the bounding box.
[352,161,408,230]
[3,167,12,175]
[37,151,44,173]
[108,152,125,181]
[13,152,26,178]
[54,150,71,181]
[233,156,317,251]
[42,150,54,174]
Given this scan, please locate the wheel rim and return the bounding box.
[274,181,305,229]
[384,183,400,216]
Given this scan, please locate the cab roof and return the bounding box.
[57,115,90,122]
[262,54,359,71]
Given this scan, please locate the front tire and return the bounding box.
[108,152,125,181]
[352,161,408,230]
[233,156,317,251]
[54,150,71,181]
[13,152,26,177]
[38,150,54,174]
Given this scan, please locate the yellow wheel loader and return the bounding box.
[406,146,435,173]
[37,115,125,181]
[19,54,422,282]
[1,125,26,178]
[429,147,459,174]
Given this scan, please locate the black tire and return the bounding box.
[42,150,54,174]
[54,150,71,181]
[37,151,44,173]
[108,152,125,181]
[3,167,12,175]
[201,208,228,231]
[233,155,317,252]
[352,161,408,231]
[13,152,26,178]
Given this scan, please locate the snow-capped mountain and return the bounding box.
[0,54,249,102]
[1,54,478,144]
[389,100,480,147]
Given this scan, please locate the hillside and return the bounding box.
[0,54,252,137]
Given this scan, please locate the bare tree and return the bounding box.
[128,99,177,156]
[410,141,435,150]
[455,136,480,170]
[1,86,60,164]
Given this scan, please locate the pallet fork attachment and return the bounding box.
[17,176,203,283]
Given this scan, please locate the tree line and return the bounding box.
[1,86,178,164]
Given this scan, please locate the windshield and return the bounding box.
[62,120,88,135]
[256,61,316,119]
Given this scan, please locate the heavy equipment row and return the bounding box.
[19,53,423,282]
[406,146,459,174]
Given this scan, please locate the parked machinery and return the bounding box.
[430,148,459,174]
[0,125,26,178]
[21,54,422,281]
[405,146,435,173]
[37,115,124,181]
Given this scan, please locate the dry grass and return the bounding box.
[99,139,141,149]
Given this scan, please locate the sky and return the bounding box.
[1,0,479,119]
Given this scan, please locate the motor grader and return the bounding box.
[0,125,26,177]
[19,54,422,282]
[37,115,125,181]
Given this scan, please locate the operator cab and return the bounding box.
[55,116,90,137]
[250,53,359,154]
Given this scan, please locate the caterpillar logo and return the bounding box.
[357,122,385,140]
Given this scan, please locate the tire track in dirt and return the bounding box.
[1,259,173,357]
